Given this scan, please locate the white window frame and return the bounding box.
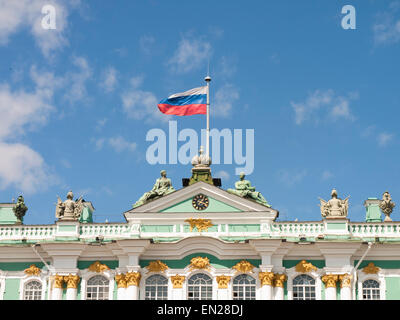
[19,276,47,300]
[80,269,115,300]
[185,271,217,300]
[286,267,323,300]
[231,273,257,300]
[141,273,169,300]
[357,271,385,300]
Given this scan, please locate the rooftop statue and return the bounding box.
[12,195,28,224]
[319,188,349,219]
[379,191,395,222]
[55,191,84,221]
[191,146,211,168]
[133,170,175,208]
[227,172,271,207]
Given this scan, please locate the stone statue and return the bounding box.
[133,170,175,208]
[191,146,211,168]
[12,195,28,224]
[319,189,349,219]
[379,191,395,222]
[227,172,271,207]
[55,191,84,221]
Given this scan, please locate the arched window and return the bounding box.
[232,274,256,300]
[187,273,213,300]
[86,275,109,300]
[23,280,42,300]
[362,279,380,300]
[292,274,316,300]
[145,275,168,300]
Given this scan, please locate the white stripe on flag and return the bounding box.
[168,86,207,99]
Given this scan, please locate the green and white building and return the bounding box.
[0,159,398,301]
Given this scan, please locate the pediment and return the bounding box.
[124,181,278,218]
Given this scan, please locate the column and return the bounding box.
[259,272,274,300]
[64,274,80,300]
[170,275,185,300]
[321,274,338,300]
[51,274,64,300]
[125,272,141,300]
[339,274,352,300]
[273,274,287,300]
[216,276,231,300]
[115,274,127,300]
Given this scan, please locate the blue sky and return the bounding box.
[0,0,399,224]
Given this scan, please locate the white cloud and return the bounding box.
[0,0,77,57]
[100,67,118,93]
[322,170,334,180]
[213,84,239,118]
[94,136,137,153]
[373,3,400,45]
[215,170,230,182]
[168,36,212,73]
[291,90,356,125]
[64,56,92,104]
[377,132,394,146]
[121,77,170,123]
[0,142,54,194]
[139,35,155,54]
[277,169,307,187]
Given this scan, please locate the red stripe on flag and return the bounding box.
[158,104,207,116]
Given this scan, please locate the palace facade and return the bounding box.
[0,158,398,301]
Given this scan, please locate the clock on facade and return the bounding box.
[192,194,209,211]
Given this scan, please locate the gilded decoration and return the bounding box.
[53,274,65,289]
[339,274,352,288]
[216,276,231,289]
[258,272,275,286]
[232,260,255,274]
[185,218,214,232]
[64,274,80,289]
[126,272,141,287]
[115,274,127,288]
[189,257,211,270]
[24,264,41,276]
[88,261,110,273]
[273,274,287,288]
[146,260,169,273]
[171,275,186,288]
[295,260,317,273]
[363,262,380,274]
[321,274,338,288]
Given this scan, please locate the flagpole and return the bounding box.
[205,75,211,158]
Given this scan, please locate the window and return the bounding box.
[187,273,213,300]
[86,275,109,300]
[232,274,256,300]
[23,280,42,300]
[362,279,380,300]
[292,274,316,300]
[145,275,168,300]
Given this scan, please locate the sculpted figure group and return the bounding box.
[55,191,84,220]
[319,189,349,219]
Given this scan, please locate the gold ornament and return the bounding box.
[295,260,317,273]
[170,275,186,288]
[24,264,41,276]
[259,272,275,286]
[362,262,380,274]
[115,274,127,288]
[126,272,141,287]
[88,261,110,273]
[189,257,211,270]
[338,274,352,288]
[273,274,287,287]
[64,274,80,289]
[216,276,231,289]
[146,260,168,273]
[321,274,338,288]
[53,274,65,289]
[232,260,255,274]
[185,218,214,232]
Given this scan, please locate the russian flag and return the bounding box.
[158,86,207,116]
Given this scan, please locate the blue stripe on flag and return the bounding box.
[159,94,206,106]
